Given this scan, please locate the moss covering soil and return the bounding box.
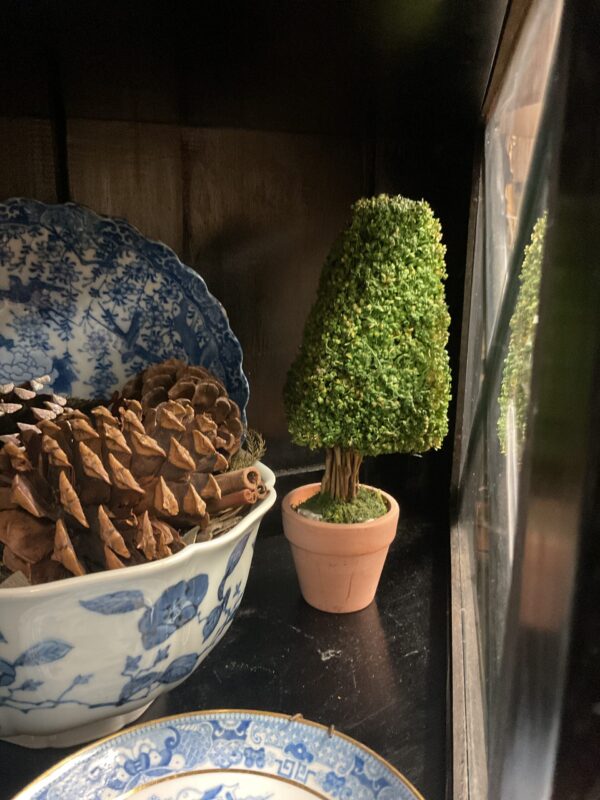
[296,486,388,524]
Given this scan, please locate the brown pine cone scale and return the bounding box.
[120,359,244,457]
[0,364,266,585]
[0,393,231,582]
[0,377,67,437]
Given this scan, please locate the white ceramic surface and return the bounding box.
[0,466,276,747]
[13,710,424,800]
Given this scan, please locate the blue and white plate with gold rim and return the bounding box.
[0,197,248,417]
[13,710,424,800]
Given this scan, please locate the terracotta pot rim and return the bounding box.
[281,482,399,530]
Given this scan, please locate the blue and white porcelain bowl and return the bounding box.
[0,465,275,749]
[0,198,249,418]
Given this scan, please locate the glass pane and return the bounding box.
[458,423,487,686]
[454,0,564,787]
[461,206,549,762]
[492,211,548,568]
[484,0,562,344]
[484,208,547,684]
[457,421,490,795]
[459,171,486,476]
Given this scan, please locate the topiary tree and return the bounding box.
[284,194,451,503]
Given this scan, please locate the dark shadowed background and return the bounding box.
[0,0,506,507]
[0,4,508,797]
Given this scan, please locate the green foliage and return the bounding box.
[298,487,388,524]
[498,214,547,455]
[284,194,451,456]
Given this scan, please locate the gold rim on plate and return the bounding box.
[121,767,329,798]
[14,708,425,800]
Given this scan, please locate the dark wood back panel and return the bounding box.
[0,0,506,476]
[67,119,365,458]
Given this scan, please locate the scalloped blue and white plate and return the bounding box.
[13,710,424,800]
[0,198,248,416]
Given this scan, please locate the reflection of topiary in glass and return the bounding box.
[498,214,547,456]
[284,194,451,503]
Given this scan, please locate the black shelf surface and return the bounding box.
[0,490,448,800]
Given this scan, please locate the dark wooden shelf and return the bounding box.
[0,490,448,800]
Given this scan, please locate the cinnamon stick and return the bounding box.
[206,487,258,513]
[214,467,260,495]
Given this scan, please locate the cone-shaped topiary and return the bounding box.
[284,194,451,503]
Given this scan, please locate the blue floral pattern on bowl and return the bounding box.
[0,533,252,715]
[13,711,423,800]
[0,466,276,744]
[0,197,248,417]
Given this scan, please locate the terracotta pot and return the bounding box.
[282,483,399,613]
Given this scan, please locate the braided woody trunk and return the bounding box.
[321,446,362,502]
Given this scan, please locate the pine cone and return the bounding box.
[0,396,230,584]
[0,376,67,437]
[121,359,244,457]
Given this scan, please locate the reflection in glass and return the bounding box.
[460,208,549,777]
[454,0,564,785]
[493,214,547,567]
[459,171,486,472]
[484,1,562,343]
[498,214,547,461]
